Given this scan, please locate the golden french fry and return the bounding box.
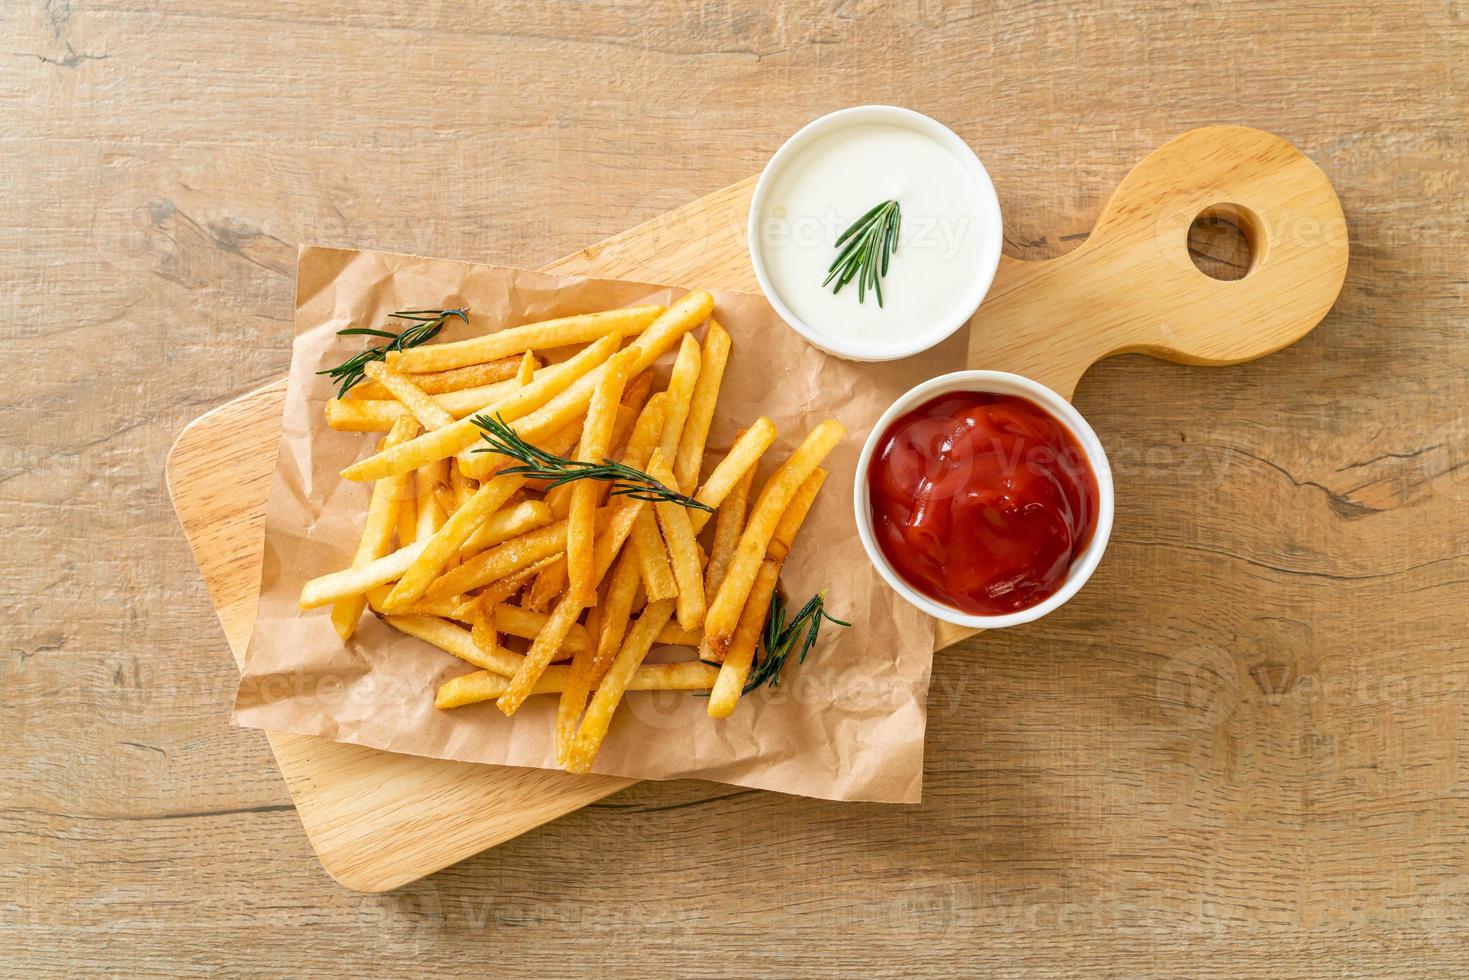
[330,414,419,639]
[497,590,586,715]
[458,499,553,554]
[524,558,567,612]
[619,392,666,471]
[646,452,705,631]
[516,350,536,386]
[674,319,731,493]
[592,547,640,686]
[544,483,574,520]
[769,468,827,561]
[450,461,475,510]
[706,558,781,717]
[703,419,845,653]
[384,472,524,608]
[352,357,525,399]
[344,333,620,482]
[471,602,499,661]
[705,460,755,599]
[387,305,664,374]
[450,556,557,616]
[590,497,644,585]
[569,347,638,603]
[688,417,778,535]
[564,599,677,772]
[657,622,703,647]
[363,361,455,430]
[300,539,430,610]
[657,334,702,463]
[364,586,466,621]
[384,614,527,678]
[436,660,718,709]
[426,519,570,599]
[494,604,592,655]
[325,377,525,431]
[620,370,653,417]
[629,507,677,601]
[414,459,447,539]
[492,291,713,469]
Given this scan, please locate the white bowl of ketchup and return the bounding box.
[854,370,1114,629]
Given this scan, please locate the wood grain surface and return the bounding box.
[4,1,1466,976]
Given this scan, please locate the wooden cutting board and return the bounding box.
[166,125,1346,891]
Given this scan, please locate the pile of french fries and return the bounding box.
[298,291,845,772]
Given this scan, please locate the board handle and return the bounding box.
[965,126,1348,398]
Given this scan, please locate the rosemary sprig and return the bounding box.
[742,588,850,694]
[317,307,469,396]
[471,413,714,512]
[822,199,901,306]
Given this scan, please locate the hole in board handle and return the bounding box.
[1187,203,1266,281]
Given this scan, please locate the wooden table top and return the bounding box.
[5,2,1465,975]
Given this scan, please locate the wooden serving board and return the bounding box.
[167,126,1346,891]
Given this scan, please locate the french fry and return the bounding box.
[524,558,567,612]
[688,417,778,535]
[768,468,827,562]
[620,370,654,416]
[387,304,664,373]
[449,556,556,617]
[646,452,705,631]
[300,539,430,610]
[482,291,714,473]
[414,459,447,539]
[363,361,455,431]
[436,659,718,710]
[706,559,781,717]
[343,333,620,482]
[619,392,665,470]
[325,377,525,431]
[657,622,703,647]
[471,601,499,661]
[497,590,586,715]
[569,347,638,602]
[705,460,754,599]
[516,350,536,386]
[426,519,570,599]
[590,497,645,584]
[364,586,466,621]
[564,599,677,772]
[450,462,475,510]
[707,467,828,704]
[395,483,418,546]
[384,614,527,678]
[656,334,702,463]
[674,319,731,493]
[629,507,677,601]
[458,499,553,554]
[494,604,592,656]
[350,357,525,399]
[330,414,418,639]
[591,547,641,685]
[383,472,524,608]
[703,420,845,654]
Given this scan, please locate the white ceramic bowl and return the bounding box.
[853,370,1115,629]
[747,105,1003,361]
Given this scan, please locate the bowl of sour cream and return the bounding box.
[748,105,1003,361]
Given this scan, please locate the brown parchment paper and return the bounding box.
[234,245,966,803]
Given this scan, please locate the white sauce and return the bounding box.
[755,123,992,353]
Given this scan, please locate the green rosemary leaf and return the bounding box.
[317,307,469,397]
[824,200,900,308]
[470,413,714,513]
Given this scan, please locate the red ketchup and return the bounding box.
[867,391,1100,616]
